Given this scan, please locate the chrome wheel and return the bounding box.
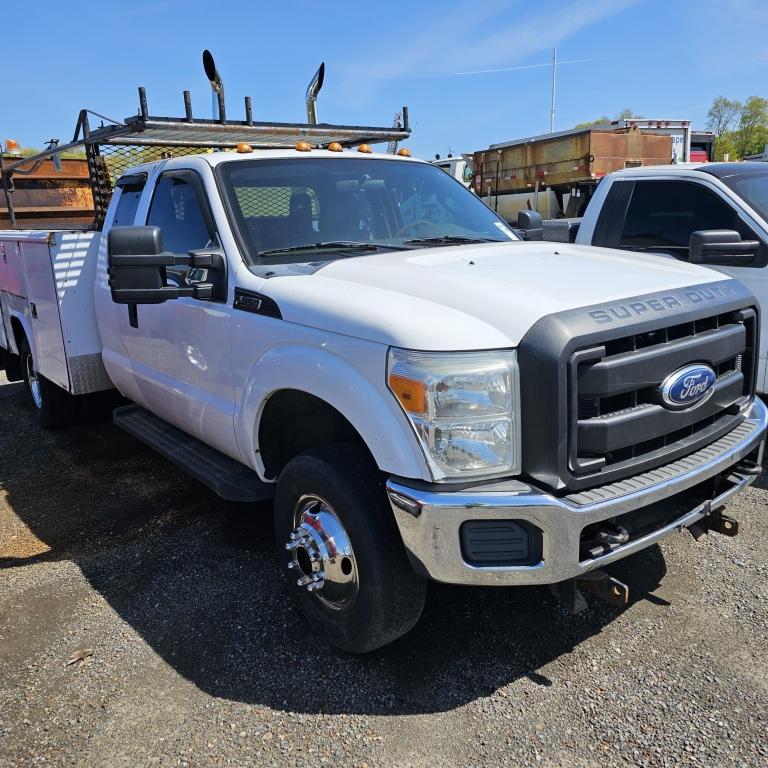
[285,495,358,610]
[25,352,42,409]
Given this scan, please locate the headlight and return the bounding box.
[387,348,521,479]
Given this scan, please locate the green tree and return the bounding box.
[575,108,642,129]
[714,132,738,162]
[18,146,85,160]
[736,96,768,157]
[705,96,741,136]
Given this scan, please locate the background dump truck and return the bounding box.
[0,150,94,230]
[1,55,765,653]
[473,119,708,221]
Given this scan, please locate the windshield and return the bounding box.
[721,171,768,222]
[218,157,517,263]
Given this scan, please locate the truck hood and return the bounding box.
[261,241,731,350]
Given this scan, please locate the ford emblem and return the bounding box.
[659,364,716,409]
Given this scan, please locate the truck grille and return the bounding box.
[570,308,756,481]
[517,281,759,493]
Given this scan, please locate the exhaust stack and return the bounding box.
[305,63,325,125]
[202,50,226,122]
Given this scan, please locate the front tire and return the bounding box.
[274,444,427,653]
[20,339,76,428]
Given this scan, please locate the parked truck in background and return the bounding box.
[473,120,714,221]
[526,162,768,393]
[430,154,473,188]
[1,60,765,652]
[1,143,94,229]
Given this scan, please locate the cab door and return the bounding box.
[110,169,238,459]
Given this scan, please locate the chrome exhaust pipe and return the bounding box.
[305,62,325,125]
[202,49,226,122]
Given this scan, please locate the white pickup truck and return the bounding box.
[1,86,766,652]
[533,162,768,393]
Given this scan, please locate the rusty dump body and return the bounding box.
[473,124,673,198]
[0,156,95,230]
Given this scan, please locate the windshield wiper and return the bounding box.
[403,235,506,246]
[258,241,404,257]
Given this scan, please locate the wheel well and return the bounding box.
[10,316,27,354]
[3,317,26,380]
[258,389,369,479]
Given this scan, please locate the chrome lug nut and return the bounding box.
[296,575,313,587]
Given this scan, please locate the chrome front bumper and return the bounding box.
[387,398,767,586]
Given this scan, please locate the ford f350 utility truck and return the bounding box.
[532,163,768,394]
[1,65,766,652]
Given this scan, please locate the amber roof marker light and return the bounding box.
[295,141,312,152]
[327,142,343,152]
[357,144,373,154]
[236,142,253,153]
[396,147,412,157]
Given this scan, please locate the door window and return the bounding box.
[619,181,742,259]
[147,175,214,254]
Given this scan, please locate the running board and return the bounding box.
[113,405,274,503]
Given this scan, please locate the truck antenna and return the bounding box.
[550,47,557,133]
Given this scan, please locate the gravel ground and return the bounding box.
[1,372,767,768]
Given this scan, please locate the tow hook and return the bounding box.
[550,568,630,614]
[580,522,630,560]
[688,506,739,541]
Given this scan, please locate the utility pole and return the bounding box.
[550,47,557,133]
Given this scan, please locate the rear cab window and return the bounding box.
[112,175,147,227]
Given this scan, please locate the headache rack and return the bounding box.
[1,53,411,231]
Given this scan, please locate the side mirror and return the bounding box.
[107,226,224,305]
[516,210,543,241]
[689,229,760,266]
[107,226,169,305]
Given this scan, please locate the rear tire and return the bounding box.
[20,339,76,428]
[274,444,427,653]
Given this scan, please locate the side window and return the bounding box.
[146,175,213,254]
[619,181,740,259]
[112,181,145,227]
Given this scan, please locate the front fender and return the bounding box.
[234,343,431,482]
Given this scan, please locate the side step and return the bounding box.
[113,405,274,503]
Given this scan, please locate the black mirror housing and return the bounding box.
[689,229,760,266]
[107,226,225,306]
[516,210,543,241]
[108,226,169,304]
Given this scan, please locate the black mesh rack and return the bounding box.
[1,84,411,230]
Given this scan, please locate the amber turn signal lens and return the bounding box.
[295,141,312,152]
[357,144,373,154]
[396,147,412,157]
[236,142,253,153]
[327,142,343,152]
[389,374,427,415]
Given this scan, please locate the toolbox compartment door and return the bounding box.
[20,238,70,391]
